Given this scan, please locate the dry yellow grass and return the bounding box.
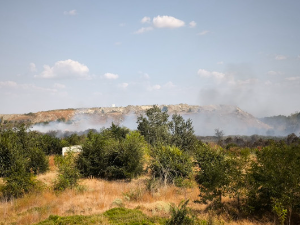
[0,166,272,225]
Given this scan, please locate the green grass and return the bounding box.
[35,214,108,225]
[35,207,166,225]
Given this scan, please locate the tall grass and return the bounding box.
[0,156,271,225]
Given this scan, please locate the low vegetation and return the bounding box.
[1,106,300,224]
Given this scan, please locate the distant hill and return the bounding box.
[260,112,300,136]
[0,104,284,136]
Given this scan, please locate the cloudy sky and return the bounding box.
[0,0,300,117]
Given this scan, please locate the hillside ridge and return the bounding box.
[0,104,272,136]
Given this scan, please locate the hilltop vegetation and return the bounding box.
[1,105,300,224]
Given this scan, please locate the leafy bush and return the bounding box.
[1,158,37,199]
[54,153,80,191]
[149,145,193,186]
[0,125,48,199]
[38,133,62,155]
[166,200,197,225]
[77,130,146,180]
[248,142,300,220]
[195,144,237,204]
[0,126,49,176]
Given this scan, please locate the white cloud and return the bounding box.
[119,23,126,27]
[64,10,77,16]
[267,71,282,76]
[285,76,300,81]
[118,83,129,89]
[236,79,258,85]
[134,27,153,34]
[0,80,57,93]
[115,42,121,45]
[198,69,225,82]
[152,84,161,90]
[152,15,185,28]
[275,55,287,60]
[0,81,18,88]
[198,30,209,36]
[29,63,37,72]
[265,80,272,85]
[147,84,161,91]
[164,81,176,88]
[197,69,211,77]
[217,61,224,65]
[189,21,196,28]
[103,73,119,80]
[35,59,90,79]
[141,16,151,23]
[53,83,66,89]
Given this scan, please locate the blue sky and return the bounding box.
[0,0,299,116]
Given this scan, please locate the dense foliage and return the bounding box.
[0,125,48,198]
[137,105,198,152]
[77,128,146,180]
[54,153,80,191]
[149,145,193,186]
[248,142,300,220]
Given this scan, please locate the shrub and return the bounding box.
[195,144,237,204]
[76,130,110,178]
[54,153,80,191]
[149,145,193,186]
[0,125,48,199]
[77,130,146,180]
[1,158,37,199]
[38,133,62,155]
[247,142,300,220]
[166,200,197,225]
[105,131,146,179]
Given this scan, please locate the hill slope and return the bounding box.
[0,104,271,136]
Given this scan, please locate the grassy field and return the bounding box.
[0,156,272,225]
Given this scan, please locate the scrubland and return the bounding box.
[1,106,299,225]
[0,156,273,225]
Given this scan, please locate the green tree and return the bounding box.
[0,125,48,199]
[105,131,146,179]
[137,106,198,152]
[38,133,62,155]
[137,105,171,145]
[54,153,80,191]
[76,130,110,178]
[0,125,48,176]
[1,158,36,199]
[77,130,146,180]
[65,133,82,146]
[215,128,224,143]
[108,122,130,140]
[248,142,300,223]
[195,144,234,204]
[149,145,193,186]
[170,114,197,152]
